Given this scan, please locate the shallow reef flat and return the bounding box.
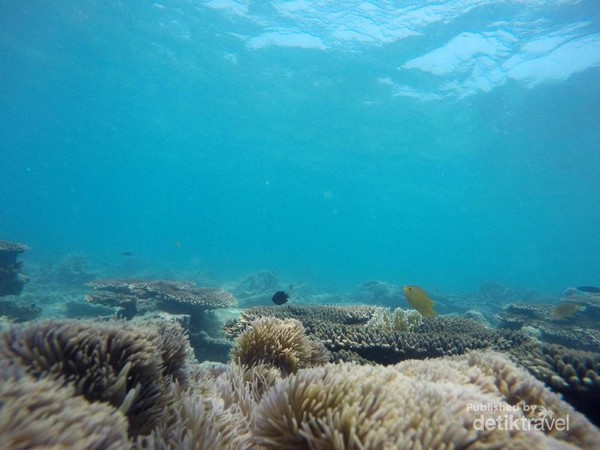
[1,312,599,449]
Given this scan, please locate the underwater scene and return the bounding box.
[1,0,600,448]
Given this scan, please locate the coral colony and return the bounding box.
[0,240,599,448]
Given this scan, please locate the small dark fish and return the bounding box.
[577,286,600,294]
[122,252,134,257]
[272,290,289,305]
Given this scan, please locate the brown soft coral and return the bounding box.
[252,351,600,450]
[134,381,252,450]
[231,317,330,375]
[0,366,130,450]
[0,319,189,437]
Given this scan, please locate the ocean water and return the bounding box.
[1,0,600,296]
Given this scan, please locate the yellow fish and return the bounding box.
[403,285,437,318]
[550,303,584,320]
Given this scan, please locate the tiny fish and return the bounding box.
[550,303,584,320]
[577,286,600,294]
[122,252,134,257]
[272,290,289,305]
[403,285,436,318]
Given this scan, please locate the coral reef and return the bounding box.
[86,279,236,313]
[497,301,600,351]
[225,305,529,366]
[223,304,600,428]
[231,317,330,375]
[316,316,528,365]
[223,304,383,338]
[427,281,559,318]
[498,303,554,325]
[2,317,599,450]
[85,291,139,319]
[0,240,29,296]
[86,278,237,362]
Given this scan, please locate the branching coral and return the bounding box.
[315,316,529,365]
[231,317,330,375]
[225,306,530,366]
[223,304,383,339]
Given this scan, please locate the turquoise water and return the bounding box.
[1,0,599,295]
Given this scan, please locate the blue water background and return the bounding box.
[1,1,599,295]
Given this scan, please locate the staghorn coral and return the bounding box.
[0,368,131,450]
[252,351,600,450]
[0,240,29,296]
[231,317,330,375]
[0,319,189,437]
